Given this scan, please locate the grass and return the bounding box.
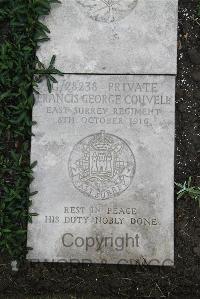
[198,1,200,16]
[0,0,62,260]
[176,177,200,207]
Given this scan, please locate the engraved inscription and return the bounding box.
[68,130,136,200]
[75,0,138,23]
[37,78,174,129]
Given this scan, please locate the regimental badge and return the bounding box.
[75,0,138,23]
[68,130,136,200]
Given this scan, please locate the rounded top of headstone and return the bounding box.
[75,0,138,23]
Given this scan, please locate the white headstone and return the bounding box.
[27,0,178,266]
[38,0,178,74]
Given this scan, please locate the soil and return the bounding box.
[0,0,200,298]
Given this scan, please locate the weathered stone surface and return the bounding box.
[27,75,175,265]
[37,0,178,74]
